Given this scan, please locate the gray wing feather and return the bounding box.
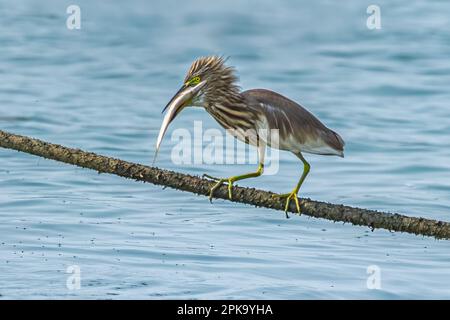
[242,89,345,156]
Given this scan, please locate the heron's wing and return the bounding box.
[242,89,344,156]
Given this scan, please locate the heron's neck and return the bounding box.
[204,82,244,110]
[203,86,258,132]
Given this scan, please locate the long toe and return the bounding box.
[202,173,222,182]
[227,179,234,200]
[208,178,228,203]
[287,193,301,214]
[278,192,301,216]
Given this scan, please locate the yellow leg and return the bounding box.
[274,153,310,218]
[203,163,264,202]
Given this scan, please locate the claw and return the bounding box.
[227,180,234,199]
[203,164,264,204]
[208,177,234,202]
[273,191,301,218]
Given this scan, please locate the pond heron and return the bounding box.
[155,56,345,217]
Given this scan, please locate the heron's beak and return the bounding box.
[153,81,205,163]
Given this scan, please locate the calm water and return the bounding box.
[1,0,450,299]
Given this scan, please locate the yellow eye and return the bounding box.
[188,76,201,85]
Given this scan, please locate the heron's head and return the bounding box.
[155,56,239,160]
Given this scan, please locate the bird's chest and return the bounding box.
[206,104,260,146]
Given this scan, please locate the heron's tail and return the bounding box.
[332,131,345,157]
[323,129,345,157]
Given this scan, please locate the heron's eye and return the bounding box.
[187,76,201,86]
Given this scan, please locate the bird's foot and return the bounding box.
[205,176,235,202]
[272,190,301,218]
[202,173,222,182]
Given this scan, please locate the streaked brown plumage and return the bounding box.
[156,56,345,216]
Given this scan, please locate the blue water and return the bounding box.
[1,0,450,299]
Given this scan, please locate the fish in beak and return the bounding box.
[153,81,205,164]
